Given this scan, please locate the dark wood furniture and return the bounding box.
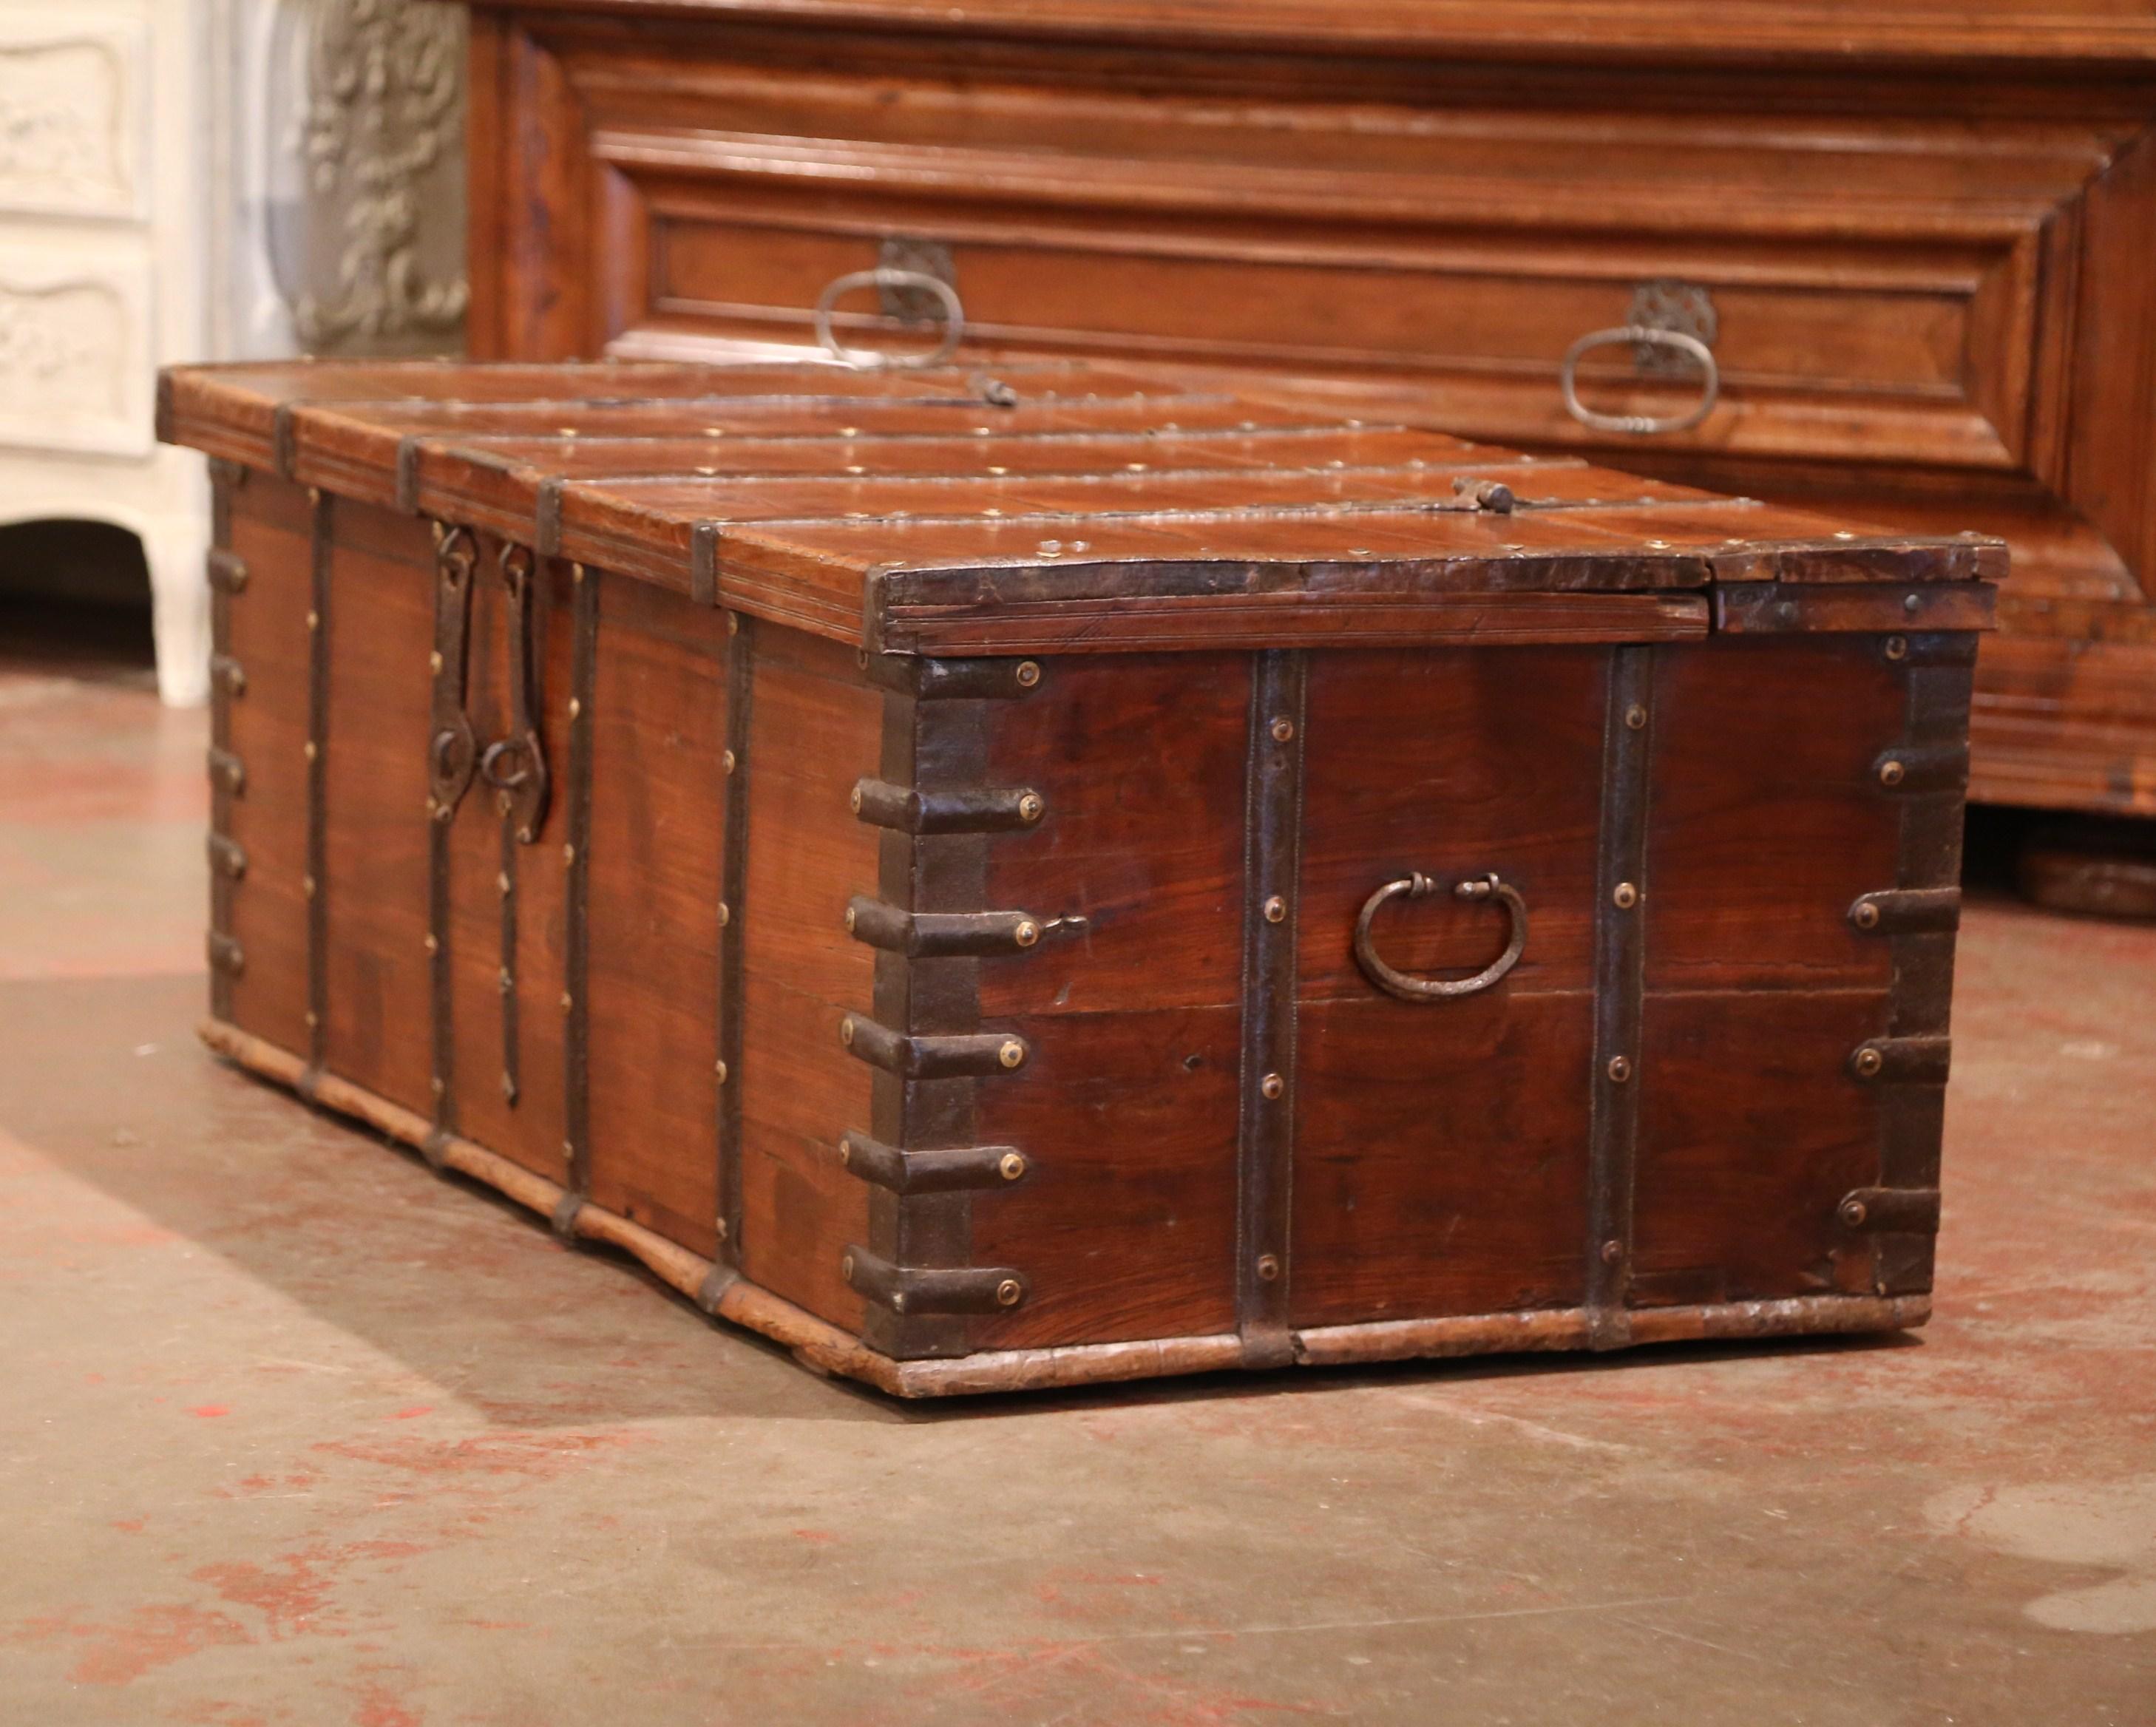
[461,0,2156,818]
[158,356,1990,1395]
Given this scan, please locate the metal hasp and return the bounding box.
[1352,872,1528,1001]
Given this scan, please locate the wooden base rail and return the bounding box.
[201,1019,1929,1399]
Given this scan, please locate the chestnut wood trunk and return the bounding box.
[165,356,1990,1396]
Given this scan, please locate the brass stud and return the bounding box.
[1903,593,1922,614]
[568,696,581,719]
[1600,1238,1624,1264]
[1884,635,1909,662]
[714,1059,728,1085]
[563,843,576,866]
[1270,716,1295,744]
[572,563,586,585]
[849,785,863,815]
[1879,759,1906,787]
[1263,895,1287,924]
[562,1141,575,1164]
[1839,1196,1869,1228]
[1612,881,1638,909]
[717,901,730,928]
[304,1010,319,1030]
[1255,1253,1281,1282]
[843,906,856,934]
[430,1075,444,1096]
[1261,1073,1284,1101]
[1014,661,1042,688]
[1852,900,1881,930]
[994,1278,1024,1308]
[891,1292,908,1314]
[836,1137,852,1167]
[302,874,317,899]
[726,612,739,636]
[1014,918,1040,948]
[303,739,317,762]
[713,1216,728,1241]
[1607,1055,1632,1084]
[432,800,451,824]
[1017,791,1045,824]
[723,749,736,776]
[424,932,438,956]
[997,1039,1026,1070]
[307,486,322,506]
[497,872,511,896]
[997,1151,1026,1181]
[1853,1046,1884,1078]
[839,1018,856,1048]
[305,609,320,632]
[560,991,573,1012]
[841,1251,856,1284]
[1624,704,1647,731]
[498,968,512,994]
[429,650,444,674]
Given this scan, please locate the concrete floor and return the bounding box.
[1,643,2152,1727]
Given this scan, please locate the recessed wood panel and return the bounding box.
[585,573,728,1252]
[320,503,435,1118]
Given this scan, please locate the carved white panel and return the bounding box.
[0,240,152,456]
[0,15,145,221]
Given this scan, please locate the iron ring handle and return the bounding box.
[1559,325,1719,437]
[1353,872,1528,1002]
[813,268,965,370]
[478,739,532,790]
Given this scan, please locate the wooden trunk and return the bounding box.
[461,0,2156,818]
[159,356,1993,1396]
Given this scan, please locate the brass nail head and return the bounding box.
[572,563,586,584]
[423,932,438,954]
[568,696,581,719]
[1885,635,1909,662]
[303,740,317,762]
[848,785,863,814]
[1852,900,1880,930]
[1624,703,1647,731]
[997,1039,1026,1070]
[1607,1055,1632,1084]
[837,1138,852,1167]
[1017,791,1045,823]
[713,1216,728,1240]
[307,486,322,506]
[1840,1198,1869,1228]
[1255,1253,1281,1283]
[994,1278,1023,1308]
[1853,1046,1884,1077]
[304,1010,319,1029]
[1270,716,1295,744]
[841,1252,856,1284]
[723,749,736,775]
[1601,1238,1624,1264]
[839,1018,856,1048]
[562,1141,575,1163]
[717,901,730,928]
[891,1292,908,1314]
[306,610,320,632]
[302,874,317,899]
[998,1151,1026,1181]
[1263,895,1287,924]
[497,871,511,895]
[714,1059,728,1085]
[428,650,443,674]
[1014,919,1040,947]
[843,906,856,934]
[560,991,573,1012]
[1879,759,1906,787]
[1015,660,1042,688]
[430,1075,444,1096]
[1261,1073,1284,1101]
[1613,881,1638,909]
[563,843,576,866]
[726,612,739,636]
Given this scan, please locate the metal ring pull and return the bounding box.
[813,268,965,370]
[1353,872,1528,1002]
[1559,325,1719,436]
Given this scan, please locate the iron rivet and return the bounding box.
[1853,900,1880,930]
[1255,1253,1281,1283]
[1840,1198,1868,1227]
[1885,635,1909,661]
[1607,1055,1632,1084]
[997,1039,1026,1070]
[998,1152,1026,1181]
[723,749,736,775]
[1601,1238,1624,1264]
[1017,791,1045,823]
[1015,661,1042,688]
[1613,881,1638,909]
[1270,716,1295,743]
[714,1059,728,1085]
[303,740,317,762]
[717,901,730,927]
[563,843,577,865]
[428,650,443,674]
[839,1018,856,1048]
[994,1278,1023,1308]
[1261,1073,1285,1101]
[837,1138,852,1167]
[423,932,437,954]
[1263,895,1287,924]
[568,696,581,719]
[1853,1046,1884,1078]
[1879,759,1906,787]
[1624,704,1647,731]
[1014,919,1040,947]
[1904,593,1922,614]
[849,785,863,814]
[844,906,856,934]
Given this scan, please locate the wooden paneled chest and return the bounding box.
[158,356,1995,1397]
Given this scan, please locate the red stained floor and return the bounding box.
[0,652,2151,1725]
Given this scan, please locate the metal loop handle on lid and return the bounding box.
[1559,325,1719,436]
[813,268,965,370]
